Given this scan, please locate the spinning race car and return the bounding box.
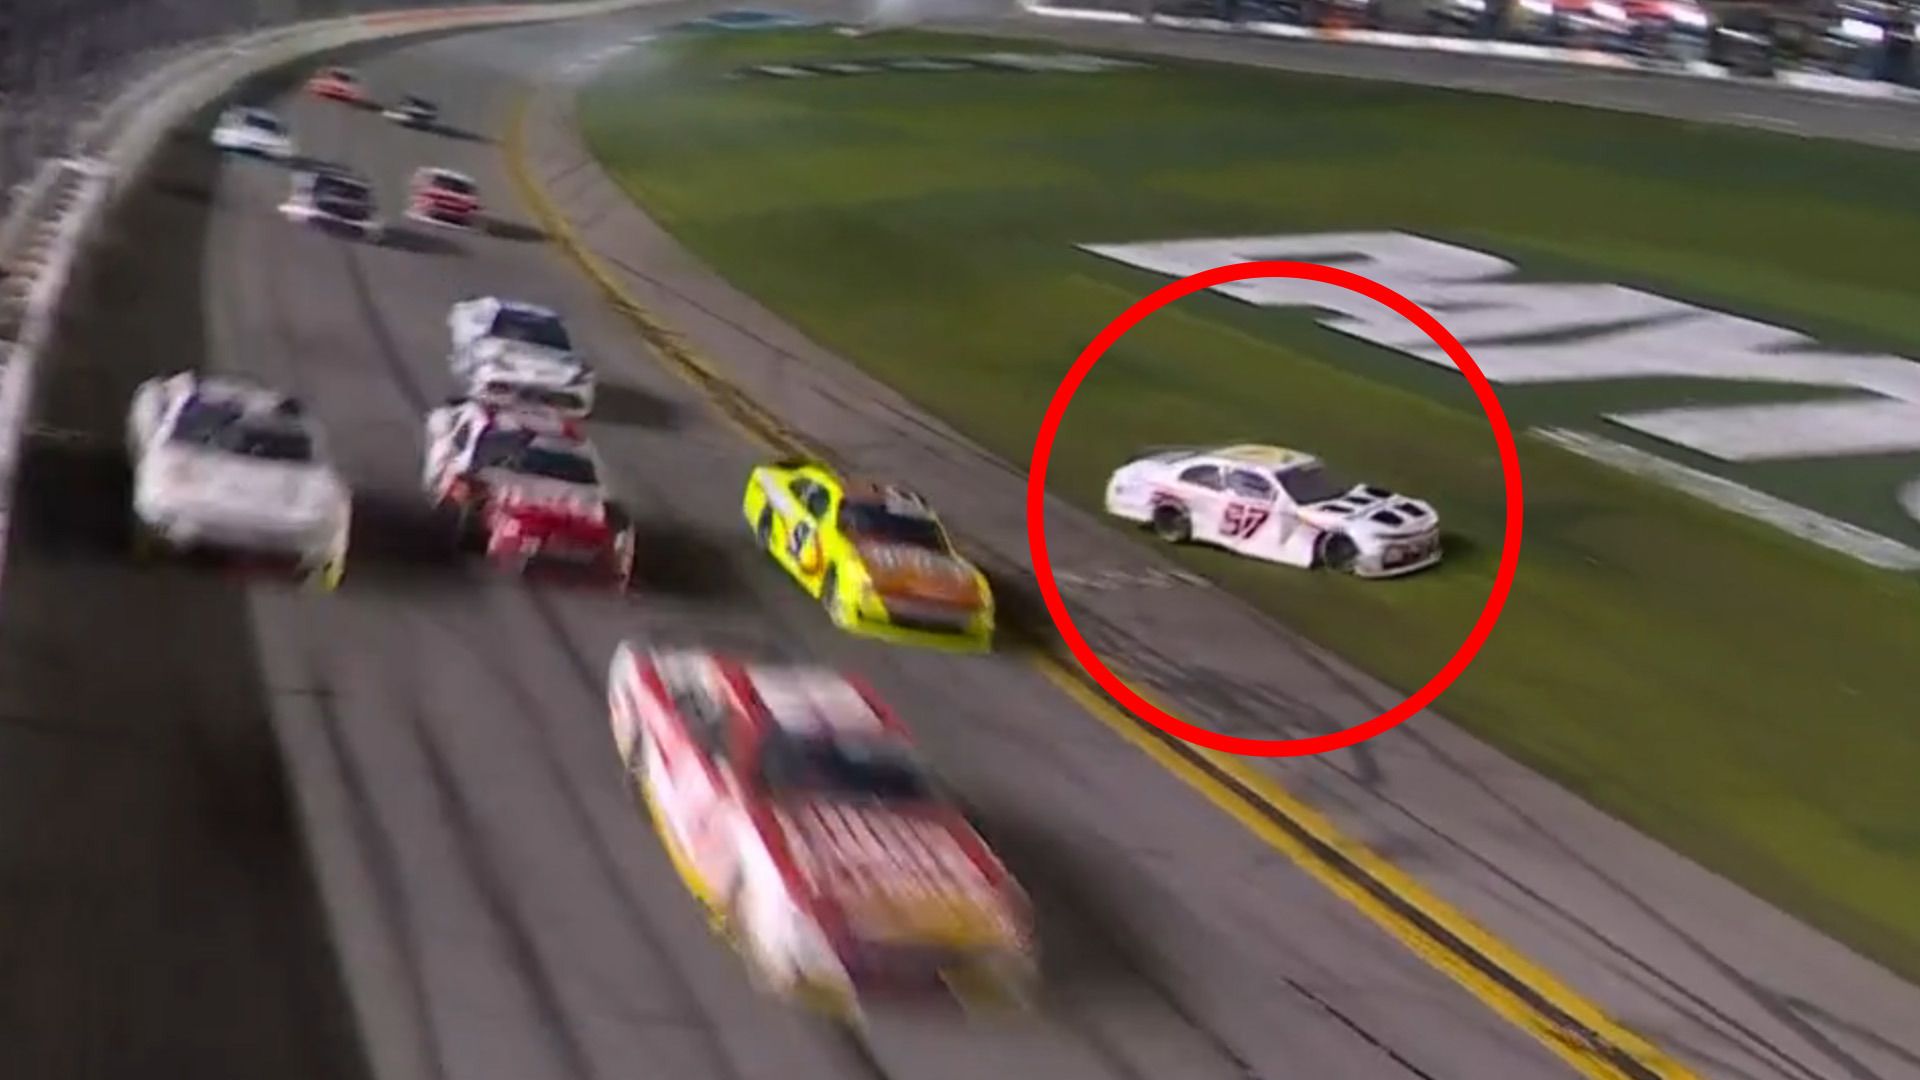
[422,400,635,586]
[1104,443,1441,578]
[447,297,595,416]
[405,167,481,230]
[305,66,366,104]
[209,106,294,160]
[607,643,1038,1018]
[279,167,384,242]
[383,95,439,128]
[743,460,994,650]
[125,371,351,589]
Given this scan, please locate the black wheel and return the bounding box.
[756,506,773,550]
[1151,503,1192,544]
[820,564,846,626]
[1318,532,1359,572]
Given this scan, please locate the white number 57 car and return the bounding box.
[1104,443,1441,578]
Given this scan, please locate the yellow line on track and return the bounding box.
[500,91,1697,1080]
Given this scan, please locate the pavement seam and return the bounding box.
[499,83,1698,1080]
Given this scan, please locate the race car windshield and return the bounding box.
[314,176,372,218]
[758,732,932,803]
[171,402,313,461]
[432,175,475,195]
[242,113,282,132]
[490,310,571,350]
[472,432,597,485]
[839,501,947,552]
[1276,465,1350,505]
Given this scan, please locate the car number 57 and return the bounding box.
[1221,503,1270,539]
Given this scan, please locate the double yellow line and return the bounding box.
[501,92,1696,1080]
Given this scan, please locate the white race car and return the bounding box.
[210,106,294,160]
[607,643,1038,1017]
[126,371,351,588]
[447,297,595,416]
[279,167,385,242]
[1104,443,1441,578]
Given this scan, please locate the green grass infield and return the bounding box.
[579,25,1920,981]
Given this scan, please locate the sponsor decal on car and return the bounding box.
[734,52,1150,79]
[1081,230,1920,568]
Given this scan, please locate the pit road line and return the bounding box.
[499,89,1697,1080]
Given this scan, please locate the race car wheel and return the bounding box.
[308,551,346,592]
[129,518,165,562]
[1317,532,1359,572]
[1151,503,1192,544]
[755,507,773,551]
[820,565,848,627]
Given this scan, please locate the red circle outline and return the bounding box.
[1025,260,1524,758]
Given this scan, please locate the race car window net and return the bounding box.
[757,730,931,802]
[489,310,572,351]
[471,431,596,486]
[839,501,947,552]
[1276,465,1351,505]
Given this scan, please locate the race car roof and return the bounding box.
[1211,443,1320,470]
[738,664,902,738]
[474,403,584,438]
[188,373,300,415]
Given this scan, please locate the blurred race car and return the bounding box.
[279,167,385,242]
[422,399,634,585]
[607,643,1038,1017]
[306,66,366,104]
[405,166,480,230]
[447,296,595,416]
[210,106,294,160]
[1104,443,1441,578]
[742,459,993,650]
[382,95,439,127]
[125,371,351,589]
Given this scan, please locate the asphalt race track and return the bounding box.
[0,8,1592,1079]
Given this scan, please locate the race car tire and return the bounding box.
[129,517,166,562]
[756,506,773,550]
[1317,531,1359,572]
[307,551,346,592]
[820,564,849,627]
[1151,502,1192,544]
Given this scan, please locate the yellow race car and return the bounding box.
[743,458,994,651]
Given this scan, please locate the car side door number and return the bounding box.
[1221,502,1271,539]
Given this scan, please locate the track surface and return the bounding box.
[0,9,1578,1079]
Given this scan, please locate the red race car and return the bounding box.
[406,166,481,229]
[421,400,636,587]
[607,643,1039,1017]
[306,66,366,104]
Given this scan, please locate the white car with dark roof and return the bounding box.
[1104,443,1441,578]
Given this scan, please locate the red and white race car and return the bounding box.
[306,66,366,104]
[422,400,635,586]
[406,166,480,230]
[608,644,1038,1016]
